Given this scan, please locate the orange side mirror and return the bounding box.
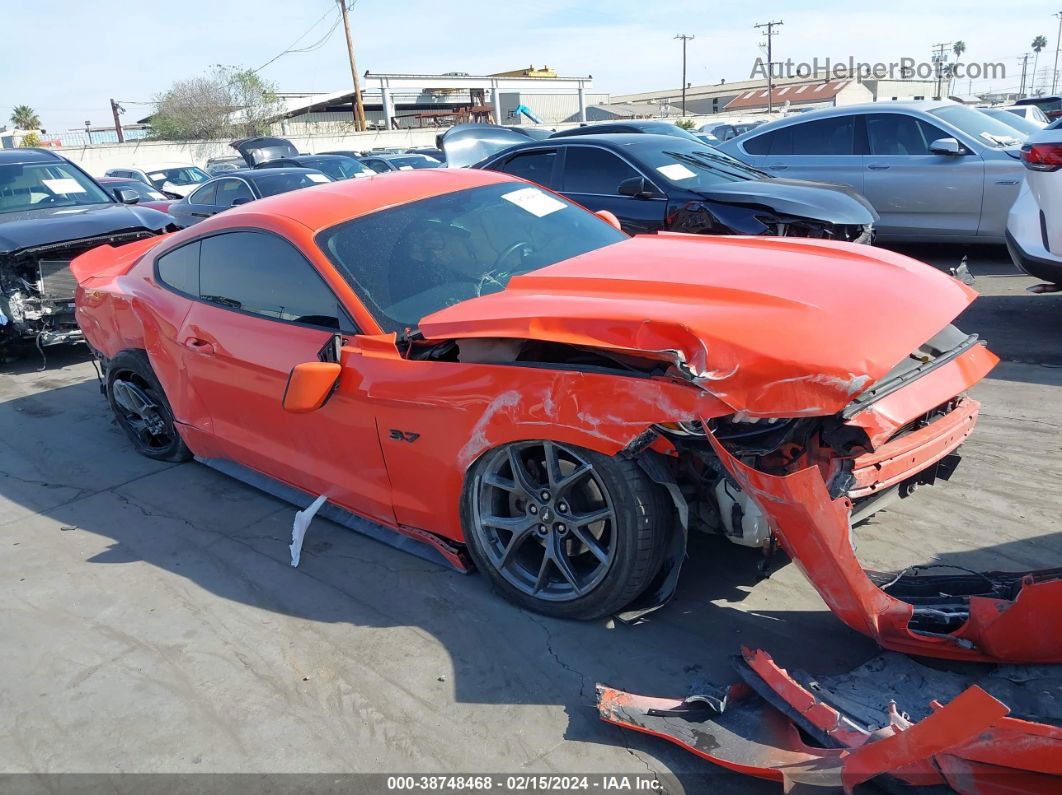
[595,209,623,231]
[282,362,342,413]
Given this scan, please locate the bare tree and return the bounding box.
[149,66,283,141]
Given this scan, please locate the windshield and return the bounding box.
[316,182,627,333]
[981,109,1038,137]
[301,157,372,180]
[146,166,210,188]
[929,105,1023,148]
[637,140,769,187]
[390,156,442,170]
[0,161,113,214]
[253,171,332,197]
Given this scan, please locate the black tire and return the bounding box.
[462,440,671,619]
[106,350,192,463]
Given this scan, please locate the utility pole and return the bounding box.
[337,0,367,131]
[1019,52,1031,97]
[1053,11,1062,94]
[674,34,694,116]
[930,42,951,100]
[754,20,783,113]
[109,99,124,143]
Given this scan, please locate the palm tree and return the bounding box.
[950,41,967,95]
[1032,35,1049,95]
[9,104,40,130]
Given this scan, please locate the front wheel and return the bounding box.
[463,441,671,619]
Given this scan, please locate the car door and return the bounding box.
[172,181,219,228]
[862,113,984,238]
[175,229,395,524]
[754,115,864,192]
[487,147,561,191]
[558,145,667,234]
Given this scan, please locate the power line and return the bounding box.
[253,2,342,73]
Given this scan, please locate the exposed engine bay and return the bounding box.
[1,231,157,355]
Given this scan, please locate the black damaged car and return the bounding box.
[0,149,172,357]
[443,127,878,241]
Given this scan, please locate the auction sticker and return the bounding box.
[501,187,566,217]
[656,163,696,181]
[307,173,330,183]
[43,178,87,194]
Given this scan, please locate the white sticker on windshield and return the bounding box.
[353,171,370,178]
[307,173,330,183]
[501,187,566,217]
[43,178,87,194]
[398,165,414,170]
[656,164,697,181]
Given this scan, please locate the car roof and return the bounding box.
[289,154,357,161]
[0,148,66,164]
[724,100,960,139]
[497,132,697,152]
[1016,96,1061,103]
[219,168,515,232]
[137,162,198,170]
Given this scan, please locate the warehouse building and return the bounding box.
[268,68,603,133]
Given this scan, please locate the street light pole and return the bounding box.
[109,99,124,143]
[1053,11,1062,94]
[754,20,783,113]
[674,34,694,117]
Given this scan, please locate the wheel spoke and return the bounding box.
[498,521,538,569]
[507,447,539,497]
[556,462,593,494]
[569,525,609,564]
[481,514,536,533]
[532,552,552,594]
[482,471,520,493]
[550,535,581,590]
[542,441,562,490]
[570,507,611,527]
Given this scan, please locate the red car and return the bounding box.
[71,169,1062,661]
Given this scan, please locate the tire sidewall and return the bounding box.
[106,350,191,463]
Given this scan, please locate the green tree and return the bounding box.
[949,41,966,95]
[149,65,283,141]
[1032,35,1049,94]
[674,118,696,130]
[10,104,41,130]
[19,132,42,148]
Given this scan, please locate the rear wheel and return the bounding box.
[106,350,192,463]
[463,440,670,619]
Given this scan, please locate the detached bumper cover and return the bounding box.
[598,649,1062,792]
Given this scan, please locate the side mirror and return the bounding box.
[282,362,341,413]
[115,188,140,204]
[231,196,252,206]
[617,176,655,198]
[929,137,963,156]
[595,209,623,231]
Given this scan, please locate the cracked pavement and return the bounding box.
[1,244,1060,793]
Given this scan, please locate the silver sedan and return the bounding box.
[717,101,1026,243]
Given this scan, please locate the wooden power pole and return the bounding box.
[338,0,367,131]
[110,99,124,143]
[754,20,783,113]
[674,34,694,117]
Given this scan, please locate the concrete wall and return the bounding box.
[55,128,447,177]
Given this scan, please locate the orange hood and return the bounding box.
[418,234,980,417]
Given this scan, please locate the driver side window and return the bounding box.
[562,147,642,195]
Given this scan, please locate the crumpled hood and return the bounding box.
[0,203,171,256]
[419,234,978,416]
[697,177,879,226]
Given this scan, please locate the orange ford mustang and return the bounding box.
[71,168,1062,662]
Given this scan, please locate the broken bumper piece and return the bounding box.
[705,429,1062,663]
[597,649,1062,793]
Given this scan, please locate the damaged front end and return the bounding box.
[598,648,1062,792]
[1,230,159,354]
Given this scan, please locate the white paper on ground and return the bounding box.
[43,178,88,194]
[501,187,567,217]
[656,163,697,181]
[290,494,327,567]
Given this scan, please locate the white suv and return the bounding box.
[1006,127,1062,286]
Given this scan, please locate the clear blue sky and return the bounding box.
[3,0,1058,132]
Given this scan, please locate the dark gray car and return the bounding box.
[167,168,332,228]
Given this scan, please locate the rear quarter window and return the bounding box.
[155,240,200,296]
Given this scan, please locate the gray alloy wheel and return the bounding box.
[464,440,670,619]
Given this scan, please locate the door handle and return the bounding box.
[867,163,891,170]
[190,212,210,217]
[767,164,788,170]
[183,337,216,354]
[994,179,1020,185]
